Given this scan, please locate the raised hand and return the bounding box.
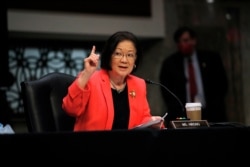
[77,45,100,88]
[84,45,100,75]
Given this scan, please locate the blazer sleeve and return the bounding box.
[62,76,91,117]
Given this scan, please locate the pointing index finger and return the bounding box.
[91,45,96,54]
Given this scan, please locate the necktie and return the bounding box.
[187,57,197,102]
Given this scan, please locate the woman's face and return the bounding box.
[110,40,137,78]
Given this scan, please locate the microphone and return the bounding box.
[144,79,186,119]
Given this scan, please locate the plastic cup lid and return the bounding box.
[185,102,202,108]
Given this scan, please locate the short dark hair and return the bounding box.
[173,26,197,43]
[100,31,142,73]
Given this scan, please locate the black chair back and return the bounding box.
[20,72,76,133]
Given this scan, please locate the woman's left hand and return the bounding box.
[150,116,165,129]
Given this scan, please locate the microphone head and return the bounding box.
[144,79,153,84]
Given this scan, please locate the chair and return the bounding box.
[20,72,76,133]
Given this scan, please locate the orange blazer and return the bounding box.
[62,69,152,131]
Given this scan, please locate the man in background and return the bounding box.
[159,26,228,127]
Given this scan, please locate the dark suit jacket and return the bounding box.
[159,50,228,126]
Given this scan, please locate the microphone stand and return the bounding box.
[144,79,212,129]
[144,79,186,118]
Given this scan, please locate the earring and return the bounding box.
[134,64,136,68]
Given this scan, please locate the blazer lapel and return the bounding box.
[99,70,114,129]
[126,76,139,127]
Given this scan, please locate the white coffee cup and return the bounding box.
[185,102,202,120]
